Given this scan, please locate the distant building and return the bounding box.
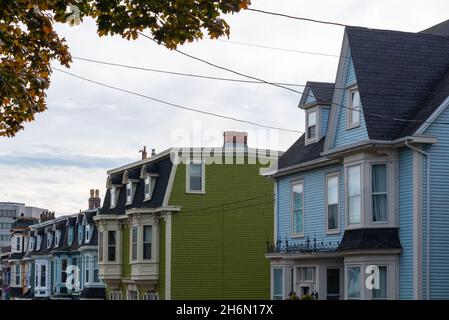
[0,202,47,250]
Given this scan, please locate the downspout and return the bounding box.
[405,140,430,300]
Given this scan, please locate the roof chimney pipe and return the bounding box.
[151,149,156,157]
[88,189,101,209]
[139,146,147,160]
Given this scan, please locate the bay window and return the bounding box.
[372,164,388,222]
[15,265,20,286]
[131,226,138,261]
[143,226,152,260]
[348,165,361,225]
[326,173,339,232]
[372,266,387,299]
[347,266,361,299]
[108,230,116,262]
[273,268,283,300]
[292,181,304,236]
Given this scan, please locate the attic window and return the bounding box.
[110,186,119,208]
[306,109,317,142]
[144,176,157,201]
[126,182,136,205]
[55,229,61,248]
[348,89,361,128]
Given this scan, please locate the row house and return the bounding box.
[0,191,105,300]
[266,21,449,300]
[95,132,280,299]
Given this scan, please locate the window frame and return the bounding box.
[131,225,138,261]
[110,186,119,208]
[291,180,305,238]
[305,107,319,144]
[186,161,206,194]
[347,87,361,129]
[143,225,152,260]
[347,265,361,300]
[372,265,388,300]
[347,164,362,226]
[127,290,139,300]
[107,230,117,262]
[272,268,284,300]
[370,163,389,224]
[325,172,340,234]
[98,231,103,262]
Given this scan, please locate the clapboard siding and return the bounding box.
[168,161,273,299]
[277,164,344,245]
[333,56,369,148]
[398,148,414,299]
[321,106,330,138]
[424,106,449,299]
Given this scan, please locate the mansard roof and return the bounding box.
[99,154,174,215]
[346,26,449,140]
[277,135,325,172]
[337,228,402,251]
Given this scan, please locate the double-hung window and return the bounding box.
[349,89,361,128]
[372,164,388,223]
[131,226,138,261]
[326,173,339,232]
[126,183,134,204]
[348,165,361,225]
[272,268,283,300]
[306,110,317,141]
[108,231,116,262]
[93,256,100,283]
[15,265,20,286]
[98,231,103,262]
[187,162,204,193]
[372,266,387,299]
[143,226,152,260]
[292,181,304,236]
[347,266,361,299]
[15,237,20,251]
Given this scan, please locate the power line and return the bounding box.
[72,56,304,87]
[137,32,302,95]
[215,39,340,58]
[51,67,303,134]
[247,8,352,28]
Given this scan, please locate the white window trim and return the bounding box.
[325,172,340,235]
[369,163,389,224]
[347,86,361,129]
[144,174,158,201]
[142,225,153,261]
[130,225,138,262]
[291,179,305,238]
[110,186,120,209]
[186,161,206,194]
[110,290,122,300]
[143,291,159,300]
[305,107,319,145]
[346,265,362,300]
[346,164,362,227]
[371,265,388,300]
[272,267,284,300]
[127,289,139,300]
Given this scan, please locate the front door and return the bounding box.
[326,268,340,300]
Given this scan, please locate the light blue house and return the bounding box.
[265,21,449,300]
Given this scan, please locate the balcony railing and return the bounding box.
[266,237,340,255]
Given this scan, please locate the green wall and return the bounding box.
[168,161,274,299]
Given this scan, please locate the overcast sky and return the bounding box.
[1,0,448,215]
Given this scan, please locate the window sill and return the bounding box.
[186,190,206,195]
[346,123,360,130]
[291,234,305,239]
[326,230,340,235]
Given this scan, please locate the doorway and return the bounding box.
[326,268,340,300]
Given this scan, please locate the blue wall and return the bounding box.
[423,106,449,299]
[332,56,369,149]
[276,164,344,245]
[321,106,330,138]
[398,148,414,299]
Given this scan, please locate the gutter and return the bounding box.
[405,140,431,300]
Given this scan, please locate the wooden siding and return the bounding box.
[333,56,369,148]
[168,161,274,299]
[424,106,449,299]
[398,148,414,299]
[277,164,344,244]
[321,106,330,139]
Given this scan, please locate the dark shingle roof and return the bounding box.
[307,82,335,105]
[346,27,449,140]
[277,135,325,171]
[100,155,173,215]
[421,19,449,36]
[337,228,402,251]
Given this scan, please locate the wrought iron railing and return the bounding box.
[266,237,340,254]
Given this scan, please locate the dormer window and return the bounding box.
[78,224,84,245]
[28,237,34,252]
[36,234,42,250]
[68,226,74,246]
[55,229,61,247]
[144,175,157,201]
[47,232,53,248]
[85,224,93,244]
[15,236,21,251]
[126,183,133,205]
[348,88,361,128]
[306,109,318,143]
[110,186,118,208]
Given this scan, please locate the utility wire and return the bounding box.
[137,31,302,95]
[215,39,341,58]
[247,8,353,28]
[52,67,302,133]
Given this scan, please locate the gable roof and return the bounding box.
[421,19,449,36]
[277,134,326,172]
[299,82,335,108]
[346,26,449,140]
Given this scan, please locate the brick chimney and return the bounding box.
[88,189,101,209]
[140,146,148,160]
[151,149,156,157]
[40,211,55,223]
[223,131,248,149]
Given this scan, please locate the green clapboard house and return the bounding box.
[95,132,279,300]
